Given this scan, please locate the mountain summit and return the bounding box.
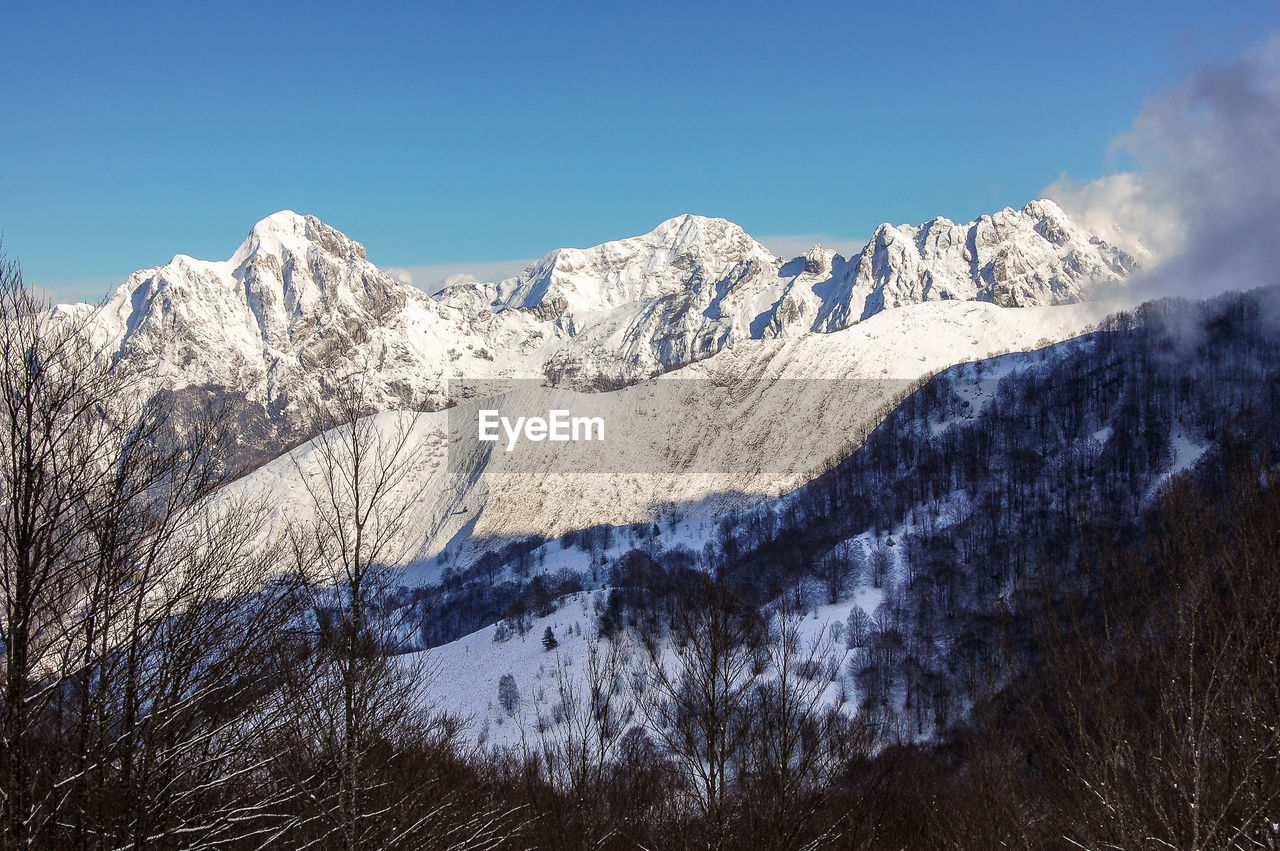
[812,199,1138,331]
[91,211,508,446]
[480,214,774,316]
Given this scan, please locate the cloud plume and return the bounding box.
[1045,35,1280,300]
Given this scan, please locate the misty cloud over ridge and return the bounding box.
[1045,34,1280,300]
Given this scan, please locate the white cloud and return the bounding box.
[1041,172,1170,261]
[384,267,416,286]
[1043,34,1280,299]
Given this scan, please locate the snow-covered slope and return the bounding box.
[218,297,1110,573]
[401,285,1279,750]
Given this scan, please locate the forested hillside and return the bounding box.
[412,288,1280,848]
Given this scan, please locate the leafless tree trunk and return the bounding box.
[536,636,637,849]
[276,374,520,849]
[636,576,761,850]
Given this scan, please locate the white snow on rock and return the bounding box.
[83,211,544,444]
[812,199,1139,331]
[68,202,1136,451]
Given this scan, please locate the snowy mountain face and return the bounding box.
[78,201,1135,451]
[436,214,787,387]
[811,200,1139,330]
[437,200,1134,387]
[56,205,1143,756]
[416,288,1280,751]
[88,212,540,449]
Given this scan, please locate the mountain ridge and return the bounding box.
[69,202,1137,451]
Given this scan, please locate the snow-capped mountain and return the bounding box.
[86,212,544,447]
[55,204,1146,760]
[439,214,785,385]
[75,201,1136,450]
[810,199,1139,331]
[439,200,1135,386]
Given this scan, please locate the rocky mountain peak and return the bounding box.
[811,199,1140,328]
[645,213,759,258]
[228,211,368,273]
[478,214,780,321]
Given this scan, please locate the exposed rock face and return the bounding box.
[438,214,788,384]
[89,211,524,442]
[812,199,1138,330]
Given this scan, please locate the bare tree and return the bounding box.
[845,606,871,649]
[276,374,518,849]
[868,539,892,589]
[498,673,520,718]
[56,493,303,849]
[636,576,761,851]
[0,252,306,847]
[739,603,874,850]
[536,636,637,849]
[0,252,128,843]
[1024,459,1280,850]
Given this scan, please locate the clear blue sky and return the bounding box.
[3,0,1277,299]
